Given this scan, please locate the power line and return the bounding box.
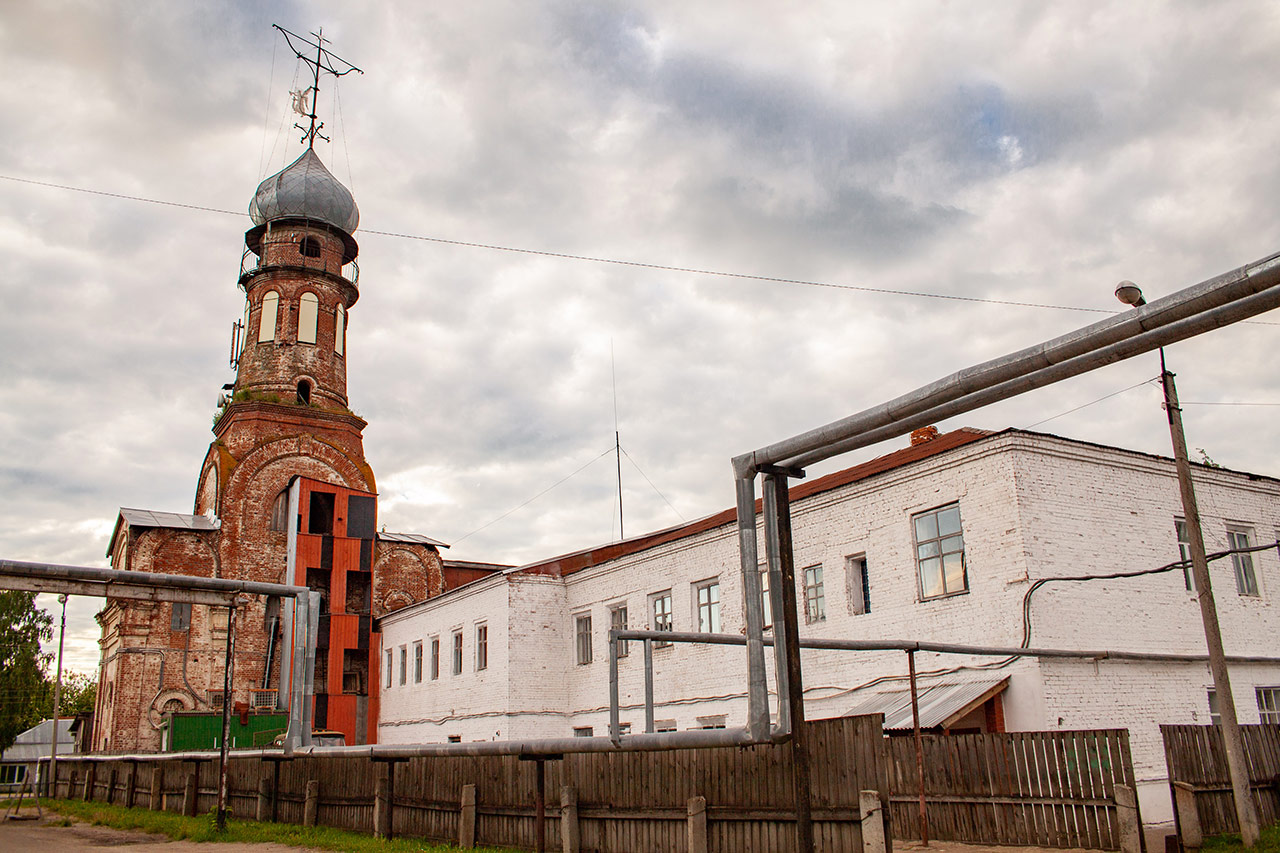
[7,171,1278,323]
[449,446,616,546]
[1022,378,1158,429]
[621,446,686,522]
[0,172,1117,314]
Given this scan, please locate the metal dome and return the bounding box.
[249,148,360,234]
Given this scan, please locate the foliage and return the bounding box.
[40,670,96,718]
[1202,821,1280,853]
[1196,448,1223,468]
[0,591,53,753]
[43,799,517,852]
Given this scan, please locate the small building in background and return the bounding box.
[0,719,76,793]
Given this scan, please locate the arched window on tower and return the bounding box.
[298,292,318,344]
[297,380,311,406]
[335,304,346,356]
[269,488,290,532]
[258,291,279,342]
[299,236,321,258]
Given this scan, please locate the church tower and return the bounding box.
[92,30,463,754]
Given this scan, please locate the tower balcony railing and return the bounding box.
[239,246,359,288]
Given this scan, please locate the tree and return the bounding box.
[0,591,53,753]
[40,671,97,718]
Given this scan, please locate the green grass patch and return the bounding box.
[42,798,515,852]
[1203,822,1280,853]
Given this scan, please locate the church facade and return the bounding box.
[92,148,490,753]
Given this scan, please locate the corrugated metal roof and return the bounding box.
[1,719,76,763]
[843,677,1008,731]
[378,531,449,548]
[118,508,221,531]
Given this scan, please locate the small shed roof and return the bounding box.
[1,719,76,763]
[378,531,449,548]
[842,677,1009,731]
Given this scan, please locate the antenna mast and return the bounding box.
[612,341,624,541]
[272,24,363,149]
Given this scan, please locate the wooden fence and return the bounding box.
[885,730,1141,851]
[1161,724,1280,843]
[52,714,887,853]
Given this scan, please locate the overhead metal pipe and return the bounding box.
[734,250,1280,475]
[611,628,1280,664]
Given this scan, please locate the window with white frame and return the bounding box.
[654,719,678,733]
[298,292,319,344]
[695,714,727,729]
[914,503,966,599]
[802,565,825,622]
[1208,689,1221,726]
[452,631,463,675]
[430,637,440,680]
[258,290,279,342]
[695,579,721,633]
[575,613,593,665]
[1257,687,1280,724]
[384,650,392,688]
[650,590,673,647]
[476,624,488,671]
[846,554,870,615]
[573,726,594,737]
[398,645,407,686]
[1175,519,1193,591]
[610,604,629,657]
[1227,526,1260,596]
[413,641,423,683]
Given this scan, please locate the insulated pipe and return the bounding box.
[611,628,1280,664]
[0,559,309,599]
[735,474,770,740]
[733,250,1280,476]
[781,278,1280,470]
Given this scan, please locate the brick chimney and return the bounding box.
[910,426,940,446]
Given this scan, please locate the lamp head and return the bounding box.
[1115,281,1146,307]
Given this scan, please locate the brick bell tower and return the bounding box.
[94,32,457,753]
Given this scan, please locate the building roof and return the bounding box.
[509,427,993,579]
[378,531,449,548]
[107,508,220,557]
[1,719,76,763]
[249,148,360,234]
[841,677,1009,731]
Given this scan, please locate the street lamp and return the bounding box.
[47,593,67,798]
[1115,282,1260,846]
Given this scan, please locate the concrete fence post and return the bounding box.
[560,785,580,853]
[687,796,708,853]
[1115,784,1143,853]
[1172,781,1203,850]
[303,779,320,827]
[183,768,199,817]
[124,763,137,808]
[149,765,163,811]
[256,774,271,822]
[459,783,477,849]
[860,790,887,853]
[106,766,117,805]
[374,765,392,839]
[82,764,95,801]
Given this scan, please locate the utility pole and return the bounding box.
[1116,282,1260,846]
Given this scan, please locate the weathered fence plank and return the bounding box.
[1162,723,1280,841]
[887,729,1137,849]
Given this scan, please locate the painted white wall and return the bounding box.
[378,430,1280,827]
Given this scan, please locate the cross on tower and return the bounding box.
[273,24,363,149]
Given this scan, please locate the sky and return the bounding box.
[2,1,1279,675]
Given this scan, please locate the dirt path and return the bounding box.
[0,808,322,852]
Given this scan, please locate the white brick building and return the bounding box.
[378,427,1280,829]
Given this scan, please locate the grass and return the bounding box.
[1203,822,1280,853]
[40,798,515,852]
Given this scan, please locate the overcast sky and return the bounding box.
[3,1,1279,674]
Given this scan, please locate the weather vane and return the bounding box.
[273,24,363,149]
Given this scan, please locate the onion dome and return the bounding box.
[249,149,359,234]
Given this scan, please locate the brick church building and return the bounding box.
[92,147,496,753]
